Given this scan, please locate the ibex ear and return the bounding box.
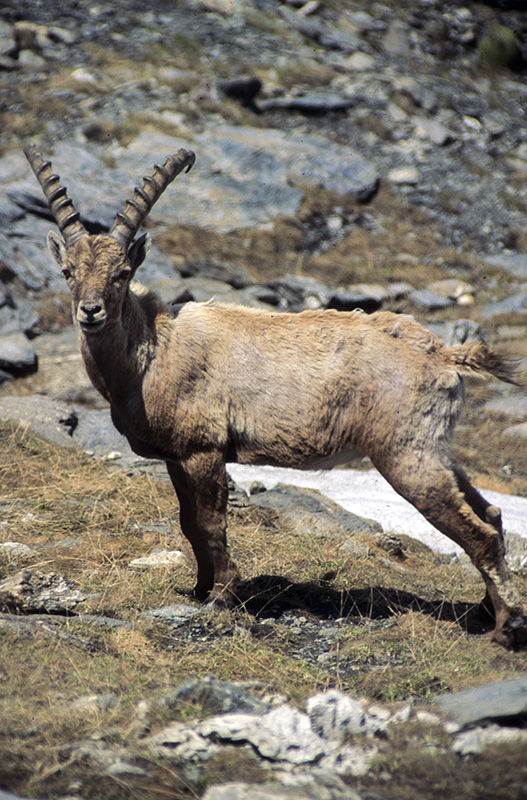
[47,230,67,267]
[128,233,151,275]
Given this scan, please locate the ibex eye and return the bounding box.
[62,268,72,279]
[113,270,131,284]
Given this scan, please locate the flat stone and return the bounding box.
[327,284,389,312]
[504,422,527,438]
[0,569,87,614]
[0,542,37,558]
[387,166,419,185]
[408,288,453,311]
[504,532,527,575]
[0,396,75,446]
[435,677,527,727]
[198,705,327,764]
[484,395,527,418]
[171,675,270,716]
[483,254,527,279]
[413,117,454,146]
[483,286,527,319]
[250,484,382,539]
[0,332,37,374]
[140,604,200,626]
[267,275,331,309]
[344,52,376,71]
[147,721,218,761]
[307,690,368,740]
[259,92,356,114]
[177,257,254,289]
[202,782,360,800]
[452,723,527,756]
[422,320,483,346]
[111,126,379,232]
[128,549,186,570]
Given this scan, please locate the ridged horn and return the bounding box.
[23,144,87,246]
[109,148,196,251]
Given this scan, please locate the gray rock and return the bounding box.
[0,395,82,449]
[178,257,254,289]
[267,275,331,309]
[198,705,327,764]
[307,690,396,741]
[66,739,144,776]
[413,116,454,146]
[0,226,56,290]
[0,332,37,374]
[0,196,24,231]
[423,319,483,345]
[307,690,368,740]
[483,285,527,319]
[259,93,356,115]
[483,253,527,279]
[147,720,220,762]
[452,723,527,756]
[140,603,200,626]
[13,299,40,335]
[435,677,527,727]
[0,542,37,559]
[235,285,284,308]
[69,692,118,714]
[504,532,527,575]
[484,394,527,418]
[387,166,420,185]
[250,484,382,539]
[0,395,162,477]
[202,782,362,800]
[129,550,186,570]
[327,284,389,312]
[382,19,411,56]
[317,742,377,777]
[71,407,136,462]
[111,126,379,232]
[0,569,86,613]
[166,277,248,306]
[171,675,270,716]
[408,288,453,311]
[504,422,527,439]
[279,6,361,54]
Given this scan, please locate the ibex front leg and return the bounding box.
[166,453,240,606]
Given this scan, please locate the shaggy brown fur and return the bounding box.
[25,148,526,649]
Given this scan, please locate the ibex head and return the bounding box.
[24,145,195,333]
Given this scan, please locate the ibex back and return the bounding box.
[24,144,526,648]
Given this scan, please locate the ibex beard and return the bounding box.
[24,143,527,649]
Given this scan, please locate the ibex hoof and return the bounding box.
[203,595,233,612]
[493,615,527,650]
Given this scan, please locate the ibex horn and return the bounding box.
[23,145,87,247]
[109,148,196,251]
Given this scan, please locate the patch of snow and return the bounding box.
[227,464,527,554]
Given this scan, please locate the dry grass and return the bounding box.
[0,398,526,799]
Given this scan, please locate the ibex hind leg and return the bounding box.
[453,467,504,622]
[376,455,526,648]
[166,455,241,607]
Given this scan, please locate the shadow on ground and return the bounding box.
[236,574,493,636]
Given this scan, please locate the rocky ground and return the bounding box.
[2,0,527,798]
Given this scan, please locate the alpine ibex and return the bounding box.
[24,144,526,648]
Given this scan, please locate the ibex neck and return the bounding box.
[79,290,153,404]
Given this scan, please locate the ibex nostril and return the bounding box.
[82,304,102,318]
